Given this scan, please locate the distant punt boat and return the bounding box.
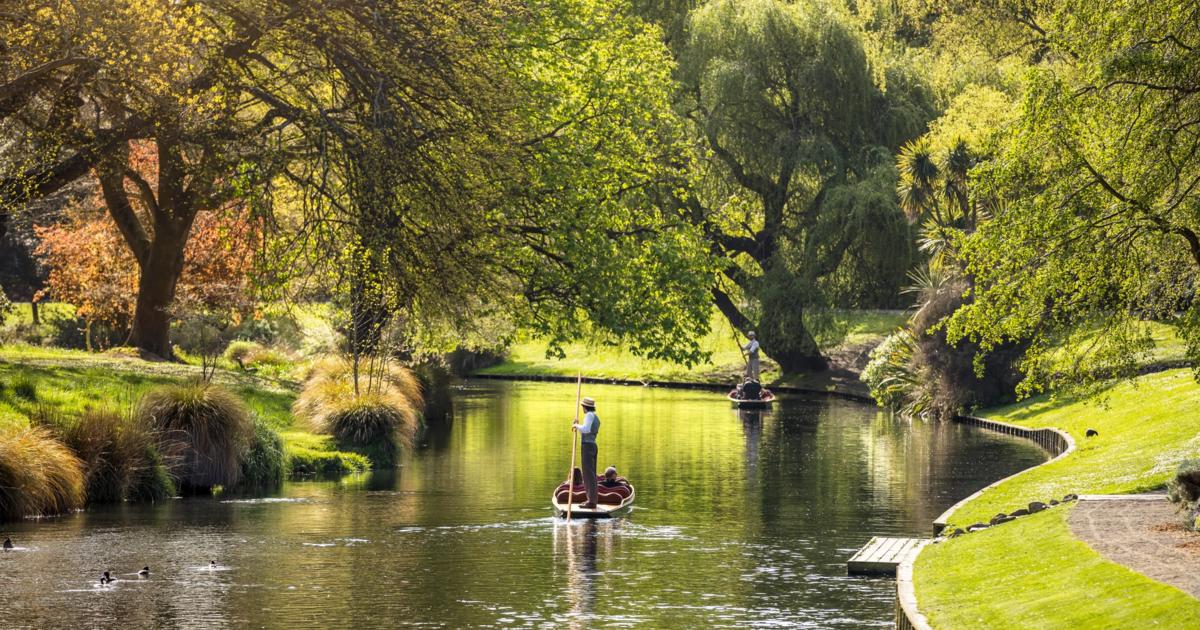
[727,390,775,408]
[552,477,635,519]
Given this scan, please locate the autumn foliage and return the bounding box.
[34,142,258,346]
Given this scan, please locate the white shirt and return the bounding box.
[743,339,760,357]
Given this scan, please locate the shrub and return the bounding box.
[224,340,262,366]
[294,357,423,467]
[33,407,175,504]
[137,382,255,491]
[11,375,37,401]
[237,417,286,489]
[0,425,85,522]
[1167,458,1200,531]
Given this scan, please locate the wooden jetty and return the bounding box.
[847,537,926,576]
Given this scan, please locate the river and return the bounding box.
[0,379,1046,628]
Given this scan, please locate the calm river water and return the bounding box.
[0,380,1046,628]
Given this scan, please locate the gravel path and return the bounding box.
[1069,497,1200,598]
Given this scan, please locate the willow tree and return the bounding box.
[673,0,933,371]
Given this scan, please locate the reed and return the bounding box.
[0,425,85,522]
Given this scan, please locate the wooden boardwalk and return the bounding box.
[847,537,926,576]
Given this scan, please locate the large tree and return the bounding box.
[671,0,933,371]
[942,0,1200,392]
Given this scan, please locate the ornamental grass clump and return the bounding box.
[33,407,176,504]
[0,425,85,522]
[137,382,255,492]
[294,357,423,467]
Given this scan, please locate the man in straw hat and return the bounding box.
[742,331,761,380]
[572,396,601,508]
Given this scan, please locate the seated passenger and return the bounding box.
[742,378,762,400]
[600,466,628,488]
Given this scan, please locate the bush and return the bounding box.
[294,357,423,467]
[1167,458,1200,531]
[137,382,255,491]
[0,425,85,522]
[237,417,286,489]
[32,407,175,504]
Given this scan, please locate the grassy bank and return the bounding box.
[0,344,366,479]
[478,309,907,385]
[916,368,1200,628]
[918,507,1200,628]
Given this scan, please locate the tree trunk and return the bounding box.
[129,219,191,358]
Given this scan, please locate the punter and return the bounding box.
[743,331,761,380]
[572,396,600,508]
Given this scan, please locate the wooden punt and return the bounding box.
[552,485,636,519]
[728,391,775,408]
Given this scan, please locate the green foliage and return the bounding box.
[237,417,286,489]
[136,382,255,491]
[861,330,917,409]
[0,425,85,522]
[674,0,934,369]
[943,2,1200,393]
[32,407,175,504]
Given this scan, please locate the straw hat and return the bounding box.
[581,397,596,409]
[747,331,756,339]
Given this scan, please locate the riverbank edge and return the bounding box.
[471,372,873,402]
[897,416,1076,630]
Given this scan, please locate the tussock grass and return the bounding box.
[32,407,175,504]
[137,382,255,491]
[294,357,423,466]
[237,417,286,488]
[0,425,85,521]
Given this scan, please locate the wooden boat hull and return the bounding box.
[552,486,635,519]
[728,394,774,408]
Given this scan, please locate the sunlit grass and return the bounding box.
[918,507,1200,628]
[943,368,1200,528]
[479,309,908,383]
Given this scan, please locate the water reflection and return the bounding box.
[0,380,1047,628]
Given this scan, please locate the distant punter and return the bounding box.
[572,396,601,508]
[743,331,761,380]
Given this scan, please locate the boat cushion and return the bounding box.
[555,479,631,505]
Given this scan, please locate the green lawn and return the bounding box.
[942,368,1200,528]
[0,344,296,430]
[917,507,1200,629]
[917,368,1200,629]
[478,309,908,384]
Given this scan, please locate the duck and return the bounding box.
[3,538,12,551]
[209,560,217,569]
[138,566,150,577]
[100,571,115,585]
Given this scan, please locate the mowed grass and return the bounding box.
[478,309,907,383]
[0,346,295,431]
[917,507,1200,629]
[943,368,1200,528]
